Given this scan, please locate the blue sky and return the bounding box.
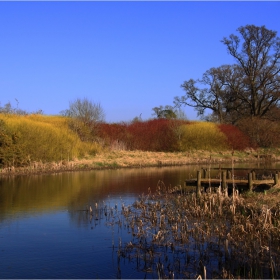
[1,1,280,123]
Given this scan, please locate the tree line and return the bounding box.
[1,24,280,168]
[174,25,280,122]
[171,24,280,146]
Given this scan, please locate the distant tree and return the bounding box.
[175,108,188,120]
[131,113,142,123]
[175,25,280,123]
[0,102,13,114]
[152,105,177,119]
[0,101,30,115]
[64,98,105,125]
[62,98,105,142]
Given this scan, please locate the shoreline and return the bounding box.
[1,149,279,177]
[1,148,280,213]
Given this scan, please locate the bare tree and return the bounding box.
[63,98,105,141]
[65,98,105,125]
[222,25,280,119]
[175,25,280,123]
[175,65,243,123]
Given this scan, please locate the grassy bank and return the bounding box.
[1,112,280,177]
[1,149,278,177]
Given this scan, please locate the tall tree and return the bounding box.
[175,25,280,123]
[222,25,280,119]
[175,65,245,123]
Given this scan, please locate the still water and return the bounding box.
[0,163,278,278]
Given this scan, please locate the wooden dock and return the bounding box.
[185,178,275,188]
[186,169,278,195]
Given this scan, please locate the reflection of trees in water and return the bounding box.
[68,210,92,228]
[1,163,279,220]
[68,203,119,229]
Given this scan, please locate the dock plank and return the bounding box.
[186,178,274,187]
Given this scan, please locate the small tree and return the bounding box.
[152,105,177,119]
[63,98,105,142]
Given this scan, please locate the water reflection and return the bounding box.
[1,162,280,222]
[1,163,280,278]
[0,166,201,221]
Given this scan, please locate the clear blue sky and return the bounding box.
[1,1,280,123]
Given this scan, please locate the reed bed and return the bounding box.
[84,182,280,279]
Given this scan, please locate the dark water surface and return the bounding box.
[0,163,279,278]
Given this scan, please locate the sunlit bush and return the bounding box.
[0,114,101,166]
[179,122,228,151]
[0,119,25,167]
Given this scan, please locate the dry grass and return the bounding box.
[102,182,280,278]
[74,149,258,168]
[243,183,280,210]
[1,148,278,177]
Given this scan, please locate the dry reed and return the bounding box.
[87,181,280,278]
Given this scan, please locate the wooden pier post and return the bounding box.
[252,170,256,180]
[274,173,278,185]
[222,171,227,190]
[226,170,231,179]
[202,168,207,179]
[248,172,253,191]
[196,170,201,197]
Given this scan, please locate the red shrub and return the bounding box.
[218,124,252,150]
[127,119,174,151]
[97,119,188,151]
[97,122,129,147]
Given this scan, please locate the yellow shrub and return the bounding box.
[179,122,228,151]
[0,114,101,163]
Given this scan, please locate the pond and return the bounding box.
[0,162,279,278]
